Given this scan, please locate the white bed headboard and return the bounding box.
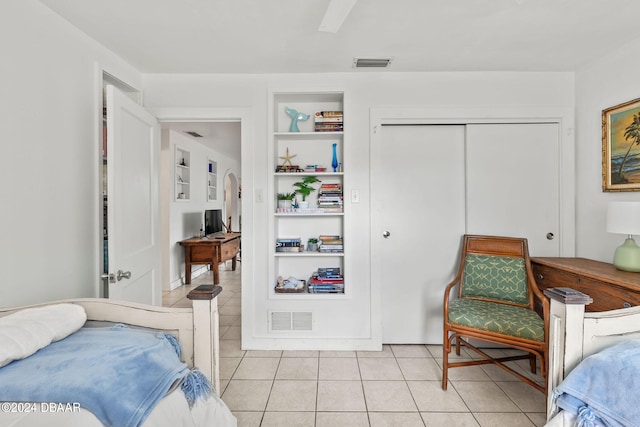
[545,289,640,420]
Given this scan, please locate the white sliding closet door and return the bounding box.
[378,125,466,344]
[465,123,560,256]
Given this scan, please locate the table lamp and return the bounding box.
[606,201,640,272]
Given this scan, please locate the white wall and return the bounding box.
[0,2,581,350]
[0,0,141,307]
[7,1,607,350]
[143,72,574,349]
[161,129,241,290]
[575,37,640,262]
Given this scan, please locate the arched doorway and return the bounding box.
[224,171,240,233]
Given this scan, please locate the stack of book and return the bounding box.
[314,111,343,132]
[318,234,343,253]
[308,267,344,293]
[318,183,343,212]
[275,165,303,173]
[304,164,327,172]
[276,237,302,253]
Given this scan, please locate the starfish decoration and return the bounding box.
[279,147,297,166]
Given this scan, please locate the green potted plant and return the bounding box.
[277,192,296,209]
[293,176,320,208]
[307,237,319,252]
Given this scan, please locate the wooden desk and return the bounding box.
[179,232,240,285]
[531,257,640,312]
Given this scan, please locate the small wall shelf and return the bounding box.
[175,147,190,201]
[207,158,217,202]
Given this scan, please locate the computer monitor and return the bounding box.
[204,209,223,235]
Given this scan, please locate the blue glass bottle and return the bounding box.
[331,143,338,172]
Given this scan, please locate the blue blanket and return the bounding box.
[0,325,210,427]
[554,339,640,427]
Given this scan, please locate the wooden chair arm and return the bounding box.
[443,273,462,314]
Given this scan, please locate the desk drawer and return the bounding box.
[533,264,640,311]
[191,246,214,264]
[221,239,240,262]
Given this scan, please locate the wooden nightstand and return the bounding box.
[531,257,640,312]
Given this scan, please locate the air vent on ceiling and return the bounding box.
[353,57,392,68]
[185,131,203,138]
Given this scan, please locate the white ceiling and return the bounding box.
[38,0,640,74]
[161,121,241,161]
[38,0,640,158]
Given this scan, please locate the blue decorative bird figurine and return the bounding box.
[285,106,309,132]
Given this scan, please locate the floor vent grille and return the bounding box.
[269,311,313,331]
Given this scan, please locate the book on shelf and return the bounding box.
[304,165,328,172]
[319,234,341,241]
[319,183,342,189]
[315,111,343,119]
[308,286,344,294]
[276,207,325,214]
[314,116,343,123]
[276,237,301,246]
[307,278,344,293]
[276,237,301,245]
[309,271,344,281]
[308,282,344,287]
[276,246,303,253]
[319,244,343,250]
[276,237,303,253]
[318,267,342,277]
[275,165,304,173]
[315,123,344,132]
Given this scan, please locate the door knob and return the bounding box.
[546,233,554,240]
[116,270,132,281]
[383,231,391,238]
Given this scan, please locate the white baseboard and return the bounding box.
[168,265,210,290]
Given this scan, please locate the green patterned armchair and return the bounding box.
[442,235,549,394]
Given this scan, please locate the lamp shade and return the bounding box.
[606,202,640,236]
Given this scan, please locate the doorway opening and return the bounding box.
[159,120,242,291]
[99,72,142,298]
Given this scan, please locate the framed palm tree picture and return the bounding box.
[603,97,640,191]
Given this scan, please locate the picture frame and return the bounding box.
[602,97,640,191]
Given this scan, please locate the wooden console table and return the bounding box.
[179,232,240,285]
[531,257,640,312]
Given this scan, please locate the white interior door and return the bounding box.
[378,125,466,344]
[106,85,161,305]
[465,123,560,256]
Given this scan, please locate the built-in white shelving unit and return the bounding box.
[269,90,345,298]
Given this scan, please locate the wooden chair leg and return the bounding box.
[529,354,536,374]
[442,330,450,390]
[442,341,449,390]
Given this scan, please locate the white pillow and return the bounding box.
[0,303,87,367]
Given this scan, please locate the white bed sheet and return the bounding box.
[0,388,236,427]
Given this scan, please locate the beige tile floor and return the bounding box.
[163,265,547,427]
